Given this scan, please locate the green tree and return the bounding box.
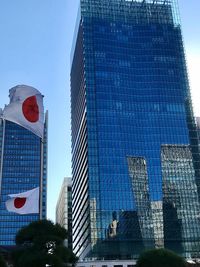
[136,248,186,267]
[0,253,6,267]
[12,219,77,267]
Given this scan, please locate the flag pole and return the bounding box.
[0,119,6,200]
[39,110,48,220]
[39,137,44,220]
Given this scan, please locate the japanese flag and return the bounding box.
[5,187,39,215]
[2,85,44,138]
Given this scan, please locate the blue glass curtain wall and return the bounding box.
[0,121,46,246]
[71,0,200,259]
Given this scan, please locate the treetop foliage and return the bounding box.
[136,248,187,267]
[0,253,6,267]
[13,219,77,267]
[16,219,68,247]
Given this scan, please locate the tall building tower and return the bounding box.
[70,0,200,260]
[56,177,72,249]
[0,85,48,247]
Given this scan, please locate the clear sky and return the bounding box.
[0,0,199,221]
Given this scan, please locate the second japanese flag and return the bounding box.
[5,187,39,215]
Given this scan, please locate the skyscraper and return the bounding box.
[0,85,48,247]
[56,177,72,249]
[70,0,200,260]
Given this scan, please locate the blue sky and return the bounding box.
[0,0,199,221]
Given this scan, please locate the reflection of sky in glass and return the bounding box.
[86,20,190,213]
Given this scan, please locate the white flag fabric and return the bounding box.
[5,187,39,215]
[2,85,44,138]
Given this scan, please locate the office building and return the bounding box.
[56,177,72,249]
[0,85,48,246]
[70,0,200,260]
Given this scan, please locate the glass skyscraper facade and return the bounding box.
[70,0,200,260]
[0,113,47,246]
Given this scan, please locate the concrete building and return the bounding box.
[56,177,72,249]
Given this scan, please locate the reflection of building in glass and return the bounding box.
[56,177,72,249]
[107,211,118,239]
[161,145,200,258]
[151,201,164,248]
[70,0,200,260]
[127,157,154,249]
[90,198,98,247]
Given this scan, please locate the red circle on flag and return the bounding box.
[14,197,26,209]
[22,96,39,123]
